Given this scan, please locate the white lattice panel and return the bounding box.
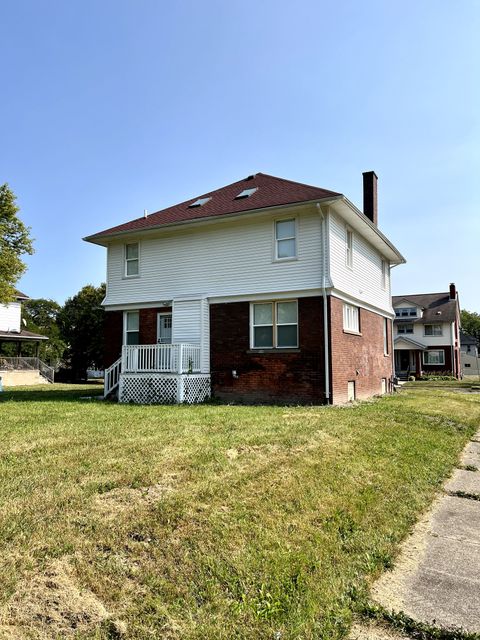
[119,374,210,405]
[182,375,211,404]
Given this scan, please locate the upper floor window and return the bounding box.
[343,303,360,332]
[125,243,139,277]
[275,219,296,260]
[424,324,442,337]
[124,311,139,345]
[381,259,387,289]
[251,300,298,348]
[346,228,353,268]
[397,323,413,334]
[395,307,417,318]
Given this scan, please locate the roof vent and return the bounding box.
[188,197,212,208]
[235,187,258,200]
[246,174,257,180]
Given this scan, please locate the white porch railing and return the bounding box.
[104,357,122,397]
[122,344,201,374]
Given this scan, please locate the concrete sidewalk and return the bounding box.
[351,429,480,639]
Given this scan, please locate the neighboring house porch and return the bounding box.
[393,336,426,378]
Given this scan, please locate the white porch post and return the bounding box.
[177,344,184,403]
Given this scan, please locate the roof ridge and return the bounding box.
[256,172,341,196]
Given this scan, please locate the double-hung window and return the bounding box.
[424,324,442,336]
[125,243,139,277]
[124,311,140,345]
[343,303,360,332]
[275,219,296,260]
[251,301,298,348]
[397,323,413,334]
[423,349,445,365]
[346,228,353,268]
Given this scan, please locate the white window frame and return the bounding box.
[424,324,443,337]
[395,307,417,318]
[397,323,414,335]
[381,259,387,290]
[124,242,140,278]
[423,349,445,365]
[123,310,140,345]
[274,218,297,262]
[343,303,360,333]
[250,300,298,349]
[346,227,353,269]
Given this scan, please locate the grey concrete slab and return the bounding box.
[373,495,480,634]
[465,441,480,456]
[460,446,480,469]
[445,469,480,498]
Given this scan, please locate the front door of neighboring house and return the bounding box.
[396,350,416,373]
[157,313,173,371]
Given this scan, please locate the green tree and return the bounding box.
[22,298,67,366]
[0,184,34,302]
[58,284,105,379]
[461,309,480,342]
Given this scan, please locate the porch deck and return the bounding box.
[105,344,210,404]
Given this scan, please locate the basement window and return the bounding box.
[188,197,211,208]
[235,187,258,199]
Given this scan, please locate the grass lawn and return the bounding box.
[0,383,479,639]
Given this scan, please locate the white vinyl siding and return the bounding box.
[104,209,325,306]
[393,320,452,347]
[0,302,21,333]
[329,211,391,313]
[343,303,360,332]
[172,298,210,373]
[381,259,387,289]
[346,228,353,268]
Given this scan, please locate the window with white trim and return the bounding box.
[346,228,353,268]
[343,303,359,332]
[397,323,413,334]
[423,350,445,365]
[381,259,387,289]
[275,219,296,260]
[383,318,389,354]
[424,324,442,336]
[395,307,417,318]
[251,301,298,348]
[125,243,139,277]
[124,311,139,345]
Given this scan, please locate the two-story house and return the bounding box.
[84,171,405,404]
[392,285,461,379]
[0,290,52,385]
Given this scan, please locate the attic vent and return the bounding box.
[246,174,257,180]
[235,187,258,199]
[188,197,211,208]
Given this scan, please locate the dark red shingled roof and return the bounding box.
[88,173,341,239]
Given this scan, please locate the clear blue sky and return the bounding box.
[1,0,479,309]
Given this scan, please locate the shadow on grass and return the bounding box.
[0,383,104,403]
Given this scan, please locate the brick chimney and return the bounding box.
[363,171,378,225]
[449,283,456,300]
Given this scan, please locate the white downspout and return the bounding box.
[317,203,330,403]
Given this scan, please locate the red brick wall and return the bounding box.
[104,311,123,368]
[210,297,326,404]
[421,346,454,374]
[329,296,393,403]
[104,307,171,368]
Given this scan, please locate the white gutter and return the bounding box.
[317,203,330,404]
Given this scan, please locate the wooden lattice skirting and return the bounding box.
[119,373,211,404]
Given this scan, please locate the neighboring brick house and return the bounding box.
[84,171,405,404]
[392,286,461,379]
